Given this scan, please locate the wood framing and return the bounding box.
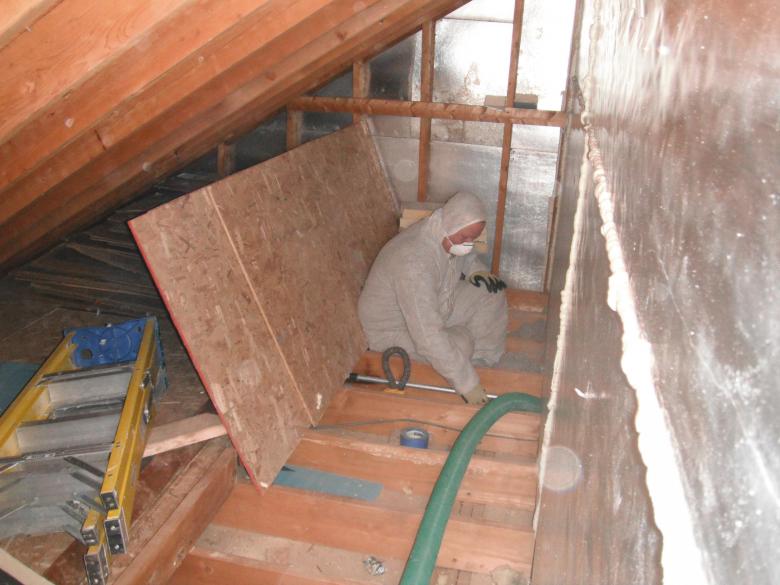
[417,20,436,202]
[351,60,369,123]
[144,414,226,458]
[289,96,566,126]
[0,0,471,272]
[130,124,397,487]
[217,143,236,178]
[492,0,526,274]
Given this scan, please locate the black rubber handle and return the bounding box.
[381,346,411,390]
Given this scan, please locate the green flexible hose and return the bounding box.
[399,392,544,585]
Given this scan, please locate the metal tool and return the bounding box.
[346,347,498,400]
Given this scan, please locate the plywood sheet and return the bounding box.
[130,123,397,487]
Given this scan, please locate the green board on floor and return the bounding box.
[0,362,39,415]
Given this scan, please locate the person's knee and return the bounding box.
[446,325,475,359]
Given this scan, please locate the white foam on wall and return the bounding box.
[575,4,709,580]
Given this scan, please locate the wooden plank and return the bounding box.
[0,0,195,145]
[506,336,545,359]
[130,124,397,487]
[292,431,538,509]
[130,190,310,488]
[0,0,279,206]
[172,546,370,585]
[351,60,368,124]
[289,96,567,125]
[110,439,236,585]
[0,0,470,271]
[144,413,226,457]
[286,108,302,150]
[506,288,548,312]
[0,0,61,51]
[353,350,544,396]
[213,483,535,574]
[417,20,435,202]
[175,526,407,584]
[0,548,55,585]
[217,143,236,178]
[318,388,540,459]
[491,0,525,275]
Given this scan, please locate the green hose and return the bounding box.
[399,392,544,585]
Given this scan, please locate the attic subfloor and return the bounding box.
[0,173,548,584]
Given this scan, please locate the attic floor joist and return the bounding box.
[0,0,470,272]
[169,299,546,584]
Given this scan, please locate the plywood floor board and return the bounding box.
[130,123,398,488]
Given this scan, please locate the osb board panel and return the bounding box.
[130,123,397,488]
[130,194,308,487]
[211,123,397,416]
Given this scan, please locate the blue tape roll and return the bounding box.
[400,427,429,449]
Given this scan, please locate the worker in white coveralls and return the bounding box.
[358,192,508,405]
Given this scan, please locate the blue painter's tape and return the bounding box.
[400,427,429,449]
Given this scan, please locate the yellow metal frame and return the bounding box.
[0,333,76,457]
[99,318,160,554]
[83,517,110,585]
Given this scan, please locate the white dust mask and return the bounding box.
[447,237,474,256]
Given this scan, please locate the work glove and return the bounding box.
[462,383,488,405]
[468,271,507,294]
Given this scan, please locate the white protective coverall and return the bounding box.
[358,192,508,395]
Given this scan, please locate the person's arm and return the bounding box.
[393,261,479,395]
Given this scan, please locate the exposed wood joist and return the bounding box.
[351,60,369,123]
[492,0,526,274]
[320,388,540,459]
[212,483,535,574]
[144,413,226,458]
[289,96,566,126]
[417,20,435,202]
[0,0,62,51]
[0,0,472,272]
[352,350,544,396]
[217,143,236,178]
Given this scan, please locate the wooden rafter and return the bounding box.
[492,0,526,274]
[417,20,435,202]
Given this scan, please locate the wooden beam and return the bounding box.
[144,413,226,458]
[352,350,544,397]
[109,439,236,585]
[0,0,472,271]
[289,96,565,126]
[351,60,369,123]
[217,143,236,178]
[0,0,196,145]
[417,20,435,202]
[293,431,538,509]
[0,0,329,221]
[319,388,540,459]
[285,108,302,150]
[0,0,61,51]
[491,0,526,275]
[506,288,548,312]
[0,548,55,585]
[212,483,534,574]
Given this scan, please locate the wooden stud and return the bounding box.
[0,0,61,51]
[212,483,535,574]
[417,20,435,202]
[352,350,544,397]
[491,0,526,275]
[0,548,55,585]
[351,60,368,123]
[319,388,540,459]
[0,0,473,271]
[292,431,538,509]
[217,142,236,178]
[286,108,302,150]
[288,96,565,126]
[144,413,226,457]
